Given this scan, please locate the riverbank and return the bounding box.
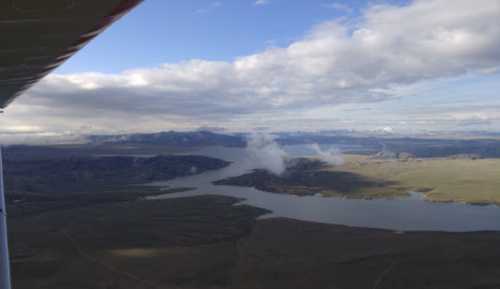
[215,155,500,206]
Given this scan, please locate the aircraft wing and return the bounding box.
[0,0,143,109]
[0,2,143,289]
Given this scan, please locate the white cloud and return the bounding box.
[5,0,500,138]
[254,0,269,6]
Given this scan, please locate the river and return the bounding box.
[149,146,500,232]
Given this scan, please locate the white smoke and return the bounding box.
[310,143,344,166]
[241,134,344,175]
[245,133,288,175]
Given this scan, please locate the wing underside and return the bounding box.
[0,0,143,108]
[0,2,142,289]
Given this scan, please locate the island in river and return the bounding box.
[215,155,500,206]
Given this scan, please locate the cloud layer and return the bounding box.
[4,0,500,138]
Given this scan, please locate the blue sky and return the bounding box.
[3,0,500,142]
[58,0,408,73]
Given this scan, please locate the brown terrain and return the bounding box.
[9,194,500,289]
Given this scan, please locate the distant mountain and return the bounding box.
[88,131,246,147]
[275,132,500,158]
[82,130,500,158]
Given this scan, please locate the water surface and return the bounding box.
[150,146,500,232]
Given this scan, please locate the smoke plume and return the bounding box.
[310,143,344,166]
[245,133,288,175]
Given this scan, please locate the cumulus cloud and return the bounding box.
[5,0,500,137]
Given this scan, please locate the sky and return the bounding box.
[2,0,500,143]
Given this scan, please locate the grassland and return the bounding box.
[328,155,500,205]
[217,155,500,205]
